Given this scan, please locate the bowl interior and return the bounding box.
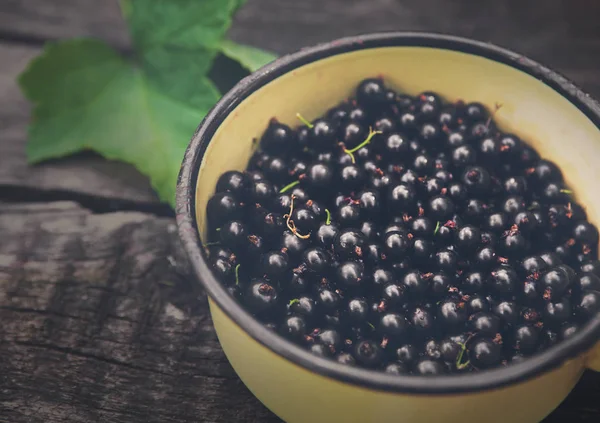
[196,46,600,239]
[191,44,600,390]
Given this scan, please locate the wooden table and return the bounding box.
[1,1,599,422]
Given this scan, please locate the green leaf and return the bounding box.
[120,0,239,51]
[219,39,277,72]
[19,39,219,206]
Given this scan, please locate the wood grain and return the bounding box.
[0,201,279,422]
[1,0,600,422]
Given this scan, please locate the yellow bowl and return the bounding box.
[176,32,600,423]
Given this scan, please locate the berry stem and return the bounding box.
[367,322,375,330]
[296,113,314,128]
[279,180,300,193]
[215,228,221,231]
[560,189,573,194]
[325,208,331,225]
[283,195,311,239]
[234,264,241,286]
[455,341,470,370]
[288,298,300,306]
[343,127,382,164]
[434,221,441,235]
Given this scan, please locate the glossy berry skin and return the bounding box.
[455,225,481,252]
[347,298,369,324]
[493,301,519,326]
[389,183,417,213]
[378,313,409,338]
[207,192,242,227]
[336,261,365,289]
[245,280,278,314]
[414,359,446,376]
[356,78,387,109]
[383,231,411,260]
[402,271,428,299]
[316,223,339,250]
[438,299,468,332]
[469,312,501,337]
[303,247,331,274]
[541,267,572,301]
[576,290,600,320]
[281,315,307,341]
[260,120,296,154]
[334,229,366,260]
[429,195,455,220]
[468,338,502,369]
[490,266,518,297]
[220,220,247,250]
[261,251,289,278]
[385,362,409,374]
[353,340,383,367]
[543,298,572,327]
[411,307,435,337]
[573,221,599,245]
[511,324,540,354]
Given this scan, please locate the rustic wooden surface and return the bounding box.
[1,1,600,422]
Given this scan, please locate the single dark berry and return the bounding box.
[543,298,572,327]
[289,296,318,322]
[260,120,296,154]
[469,312,501,337]
[489,266,518,297]
[378,313,409,338]
[576,290,600,320]
[411,307,435,337]
[468,338,502,369]
[462,166,491,194]
[402,270,428,299]
[383,231,411,260]
[385,362,409,374]
[334,229,366,260]
[429,195,455,220]
[541,266,572,301]
[414,359,446,375]
[354,339,383,367]
[336,261,365,289]
[347,298,369,324]
[511,324,540,354]
[438,299,468,332]
[281,315,307,341]
[389,183,417,213]
[356,78,387,109]
[434,249,459,273]
[303,247,331,274]
[431,272,453,298]
[466,295,490,314]
[261,250,289,278]
[220,220,248,250]
[245,280,278,314]
[493,301,519,326]
[463,271,485,294]
[577,273,600,292]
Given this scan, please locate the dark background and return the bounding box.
[0,1,599,422]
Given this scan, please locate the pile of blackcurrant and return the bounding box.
[205,78,600,375]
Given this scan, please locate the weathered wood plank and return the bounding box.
[0,202,280,422]
[0,202,599,422]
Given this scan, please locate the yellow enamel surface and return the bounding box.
[194,46,600,422]
[211,298,584,423]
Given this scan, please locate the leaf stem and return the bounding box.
[325,208,331,225]
[343,127,382,164]
[279,180,300,193]
[296,113,314,128]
